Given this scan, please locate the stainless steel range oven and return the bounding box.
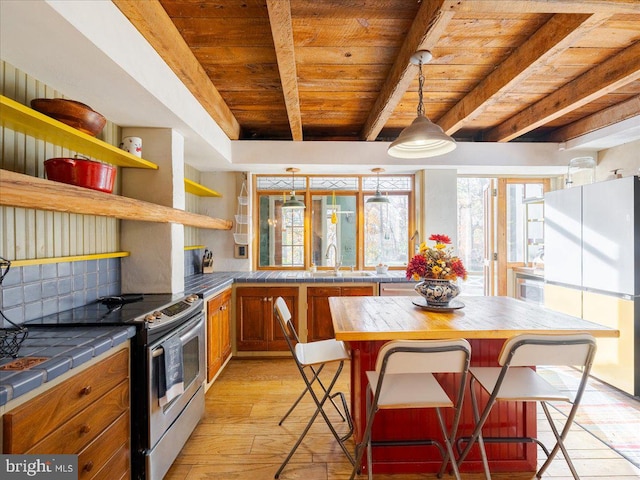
[143,303,205,480]
[26,293,206,480]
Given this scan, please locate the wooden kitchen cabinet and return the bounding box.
[235,286,298,351]
[2,348,130,480]
[307,285,375,341]
[207,288,232,382]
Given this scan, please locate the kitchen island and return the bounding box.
[329,295,619,475]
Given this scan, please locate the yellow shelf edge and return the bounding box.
[184,245,205,251]
[184,178,222,197]
[0,95,158,169]
[9,251,130,267]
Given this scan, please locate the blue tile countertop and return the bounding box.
[184,270,413,298]
[0,325,136,407]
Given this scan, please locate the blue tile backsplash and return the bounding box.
[0,258,121,326]
[1,252,203,326]
[184,249,203,277]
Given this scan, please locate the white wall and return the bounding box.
[199,172,252,271]
[420,170,458,249]
[597,139,640,180]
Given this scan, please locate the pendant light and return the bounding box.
[367,168,390,204]
[388,50,456,159]
[282,167,305,209]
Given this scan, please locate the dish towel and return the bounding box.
[158,336,184,406]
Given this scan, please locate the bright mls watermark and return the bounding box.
[1,455,77,479]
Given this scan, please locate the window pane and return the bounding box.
[258,194,304,267]
[457,178,491,295]
[310,194,357,268]
[506,183,545,264]
[364,195,409,267]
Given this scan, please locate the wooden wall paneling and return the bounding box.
[3,208,15,260]
[14,207,26,260]
[0,61,122,261]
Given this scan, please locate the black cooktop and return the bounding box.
[25,293,185,327]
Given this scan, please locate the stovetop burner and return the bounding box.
[25,293,200,329]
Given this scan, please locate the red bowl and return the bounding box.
[31,98,106,136]
[44,157,116,193]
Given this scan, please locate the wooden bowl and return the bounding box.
[30,98,106,136]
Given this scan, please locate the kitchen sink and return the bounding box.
[311,271,375,277]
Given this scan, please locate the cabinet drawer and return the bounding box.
[78,411,129,480]
[91,439,130,480]
[25,380,129,454]
[3,349,129,453]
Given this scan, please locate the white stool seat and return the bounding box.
[469,366,572,403]
[366,371,453,409]
[295,338,350,366]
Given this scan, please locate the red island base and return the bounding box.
[348,338,537,476]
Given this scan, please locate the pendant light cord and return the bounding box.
[417,58,425,117]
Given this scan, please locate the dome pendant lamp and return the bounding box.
[282,167,305,209]
[388,50,456,159]
[367,168,390,204]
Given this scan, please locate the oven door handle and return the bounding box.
[151,315,204,358]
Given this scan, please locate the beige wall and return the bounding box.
[596,139,640,181]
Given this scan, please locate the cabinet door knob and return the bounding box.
[80,424,91,435]
[83,461,94,472]
[80,385,92,396]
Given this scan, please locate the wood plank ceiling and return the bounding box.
[114,0,640,145]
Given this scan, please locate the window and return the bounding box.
[255,174,413,270]
[506,183,545,264]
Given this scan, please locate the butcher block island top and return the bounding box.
[329,295,619,342]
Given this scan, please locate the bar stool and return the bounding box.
[350,338,472,480]
[456,333,597,480]
[273,296,354,479]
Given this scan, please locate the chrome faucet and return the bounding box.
[410,230,420,253]
[325,243,342,274]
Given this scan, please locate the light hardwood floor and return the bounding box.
[166,358,640,480]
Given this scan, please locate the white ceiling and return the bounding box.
[2,0,638,176]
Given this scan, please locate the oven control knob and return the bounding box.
[186,294,198,303]
[145,314,155,323]
[153,311,162,319]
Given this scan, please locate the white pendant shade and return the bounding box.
[387,50,457,159]
[388,115,457,158]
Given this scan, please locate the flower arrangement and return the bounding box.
[406,234,468,282]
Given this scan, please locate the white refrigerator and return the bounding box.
[545,175,639,396]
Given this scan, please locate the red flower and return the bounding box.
[450,258,468,281]
[406,253,428,280]
[406,233,467,282]
[428,234,451,244]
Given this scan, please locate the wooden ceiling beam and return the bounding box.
[112,0,241,139]
[545,95,640,142]
[360,0,456,141]
[439,13,604,135]
[449,0,640,14]
[485,41,640,142]
[266,0,303,141]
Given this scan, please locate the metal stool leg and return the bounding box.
[279,364,347,425]
[275,360,354,479]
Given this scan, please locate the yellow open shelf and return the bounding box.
[184,178,222,197]
[0,95,157,169]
